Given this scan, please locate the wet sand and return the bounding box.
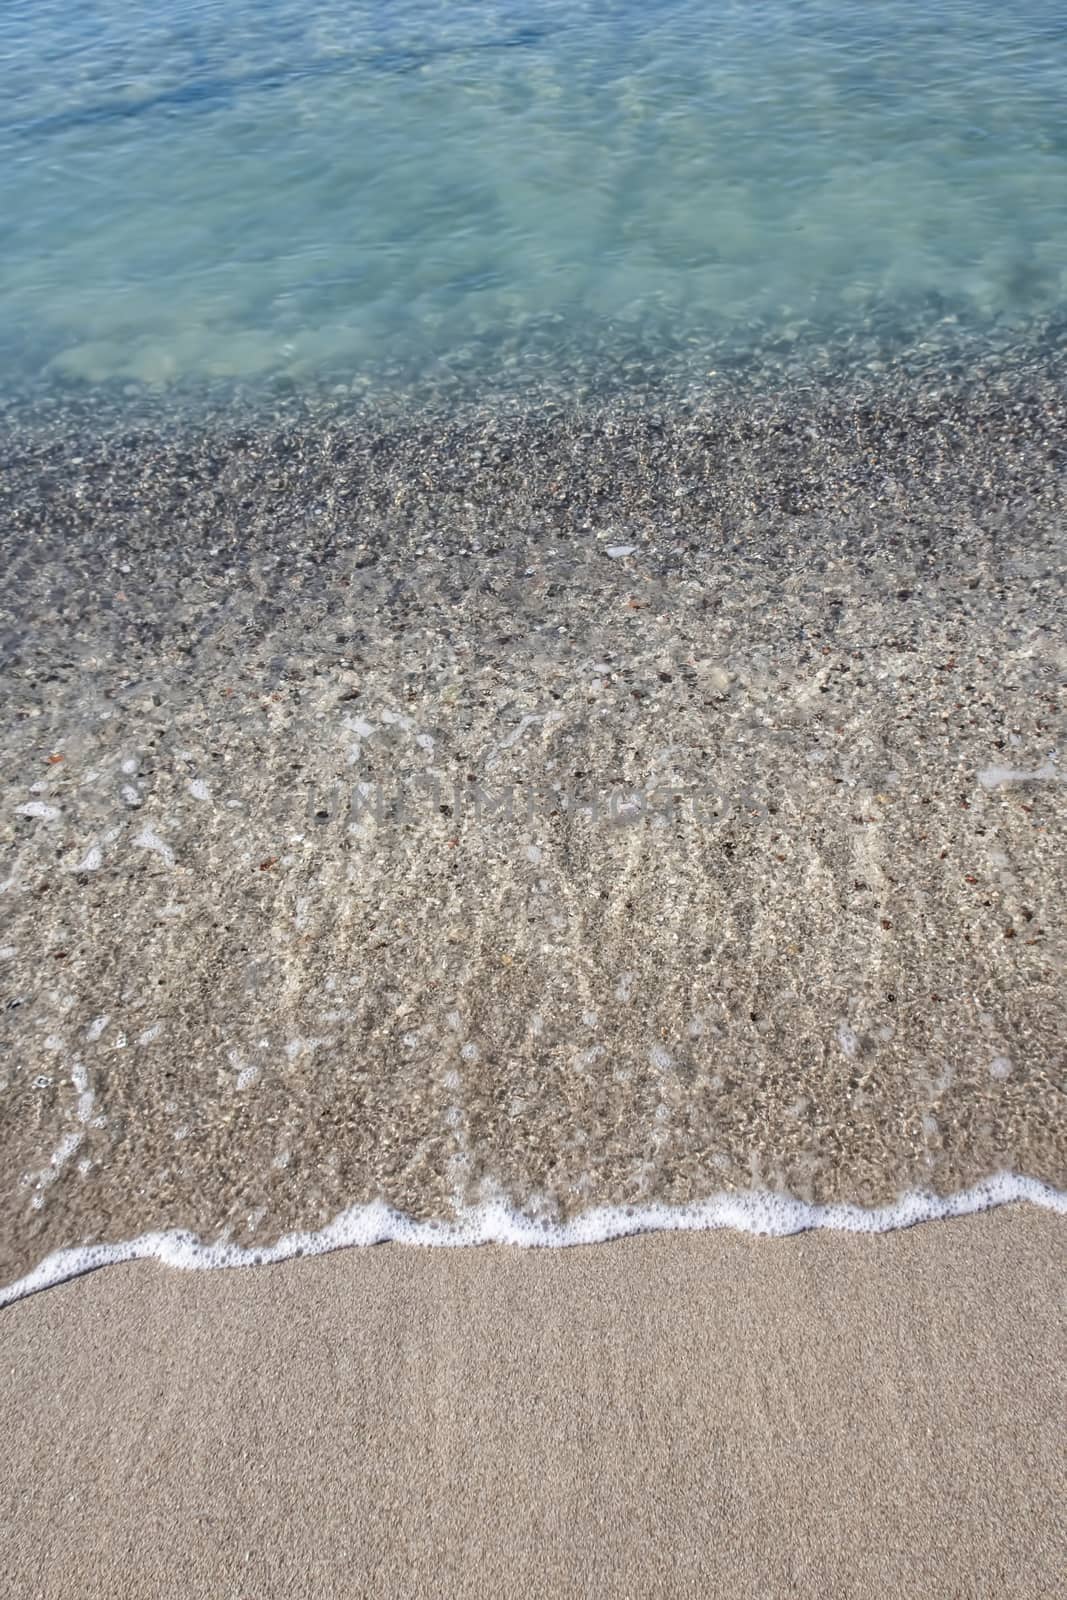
[1,1205,1064,1598]
[1,361,1066,1288]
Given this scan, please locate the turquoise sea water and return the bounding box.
[2,0,1066,399]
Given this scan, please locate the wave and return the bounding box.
[2,1172,1064,1309]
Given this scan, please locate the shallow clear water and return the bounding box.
[2,0,1066,398]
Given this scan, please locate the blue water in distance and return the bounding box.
[2,0,1065,399]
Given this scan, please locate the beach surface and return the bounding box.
[2,1204,1064,1598]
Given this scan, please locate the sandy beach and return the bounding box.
[2,1204,1063,1598]
[3,8,1066,1596]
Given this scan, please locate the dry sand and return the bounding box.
[2,1205,1064,1598]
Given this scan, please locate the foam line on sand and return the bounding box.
[3,1170,1064,1308]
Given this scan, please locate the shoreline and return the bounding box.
[1,1172,1066,1310]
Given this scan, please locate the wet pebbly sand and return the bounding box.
[0,355,1064,1287]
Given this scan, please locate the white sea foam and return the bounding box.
[977,761,1064,787]
[0,1173,1062,1308]
[133,826,175,868]
[16,801,60,821]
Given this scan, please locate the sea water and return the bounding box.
[2,0,1066,400]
